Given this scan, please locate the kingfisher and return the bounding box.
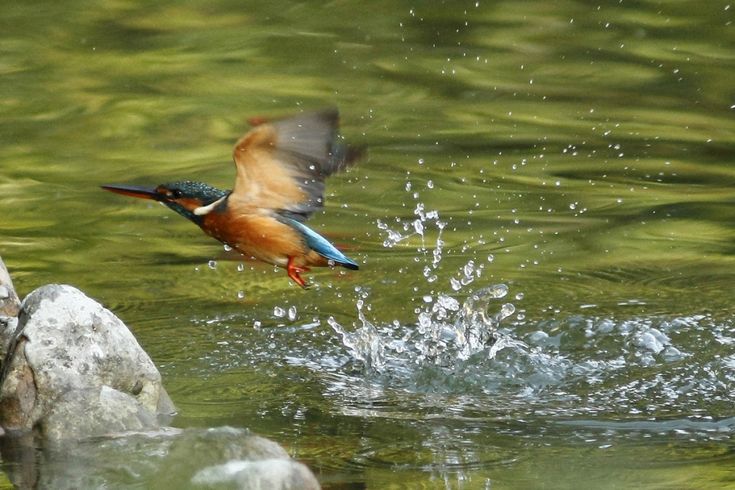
[102,109,361,289]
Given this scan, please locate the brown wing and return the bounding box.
[231,109,360,222]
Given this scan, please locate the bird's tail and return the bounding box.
[279,217,359,271]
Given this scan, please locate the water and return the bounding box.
[2,0,735,488]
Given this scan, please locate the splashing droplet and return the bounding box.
[496,303,516,322]
[413,219,424,236]
[328,315,385,372]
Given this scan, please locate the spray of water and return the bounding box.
[328,298,387,371]
[328,205,527,373]
[328,283,524,373]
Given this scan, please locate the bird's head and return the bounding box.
[102,181,229,224]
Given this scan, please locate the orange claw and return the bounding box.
[287,256,311,289]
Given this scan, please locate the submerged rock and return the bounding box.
[155,427,320,489]
[0,284,175,439]
[191,458,320,489]
[1,427,321,490]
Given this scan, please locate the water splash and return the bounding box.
[454,284,517,360]
[329,284,522,373]
[329,298,386,371]
[449,259,486,291]
[377,203,444,257]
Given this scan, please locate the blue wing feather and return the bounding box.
[279,217,359,270]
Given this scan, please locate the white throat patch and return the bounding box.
[193,195,227,216]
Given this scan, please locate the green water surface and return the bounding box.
[2,1,735,488]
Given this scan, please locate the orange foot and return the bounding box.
[287,256,311,289]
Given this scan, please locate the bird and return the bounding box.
[102,109,361,289]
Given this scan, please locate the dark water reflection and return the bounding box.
[2,0,734,488]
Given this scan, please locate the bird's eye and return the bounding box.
[171,189,183,199]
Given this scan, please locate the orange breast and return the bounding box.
[201,209,308,267]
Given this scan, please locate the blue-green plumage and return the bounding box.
[278,216,359,270]
[161,181,229,225]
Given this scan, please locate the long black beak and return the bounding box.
[101,184,162,201]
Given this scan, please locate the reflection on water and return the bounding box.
[2,0,735,488]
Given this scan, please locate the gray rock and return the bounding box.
[0,256,21,355]
[0,264,320,488]
[0,256,20,318]
[0,284,175,439]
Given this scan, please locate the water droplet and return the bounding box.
[496,303,515,321]
[273,306,285,318]
[418,311,432,332]
[463,261,475,277]
[486,284,508,299]
[237,291,245,299]
[207,260,217,269]
[223,244,232,252]
[437,295,460,311]
[237,263,245,272]
[288,306,297,321]
[487,254,495,263]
